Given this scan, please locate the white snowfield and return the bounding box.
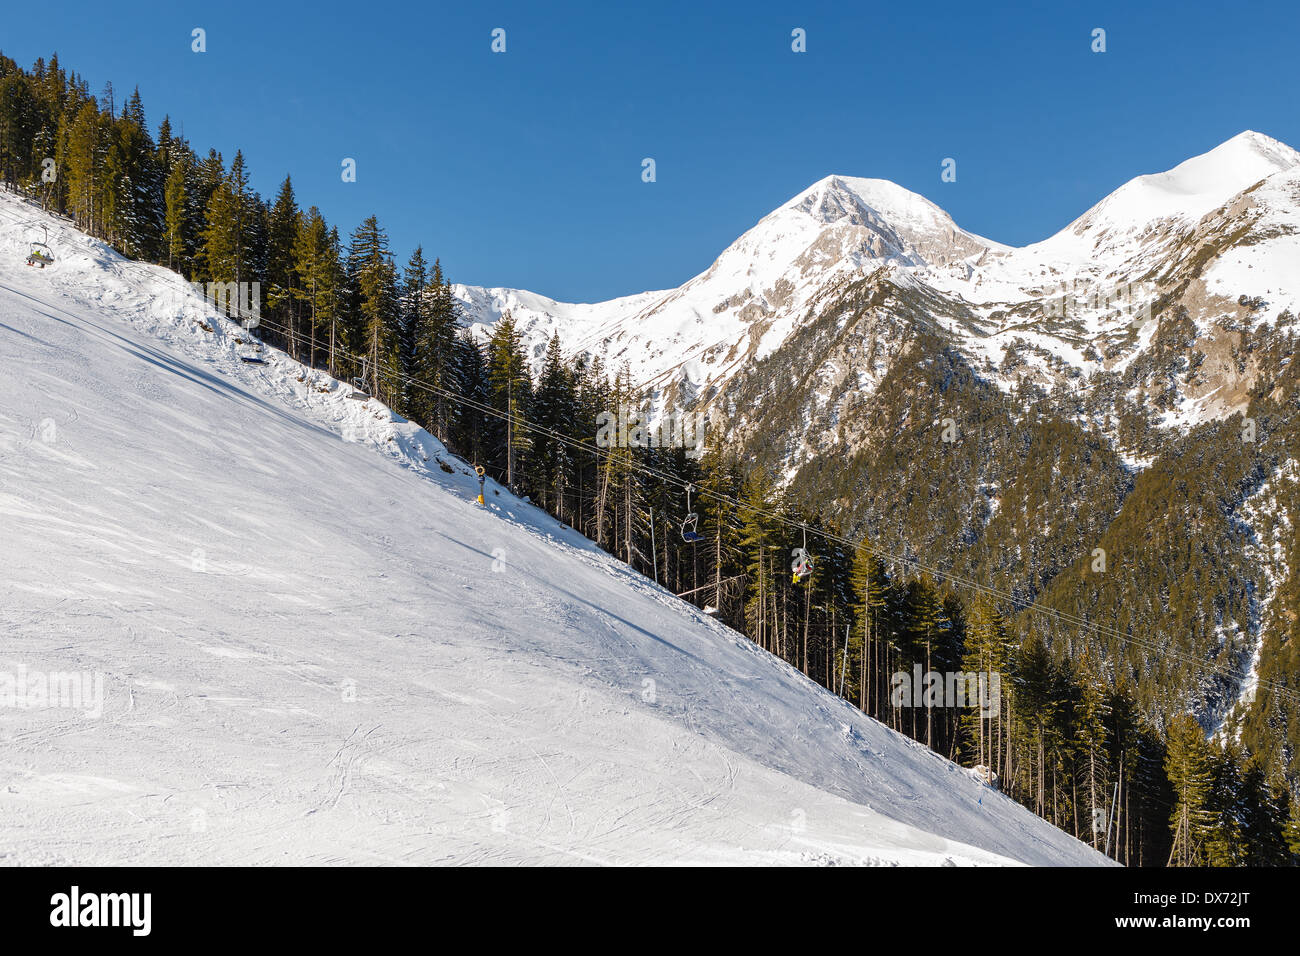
[0,192,1108,866]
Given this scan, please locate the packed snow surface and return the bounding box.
[0,192,1107,865]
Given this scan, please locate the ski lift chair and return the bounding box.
[349,359,371,399]
[238,338,267,364]
[680,484,702,542]
[791,545,814,584]
[26,241,53,268]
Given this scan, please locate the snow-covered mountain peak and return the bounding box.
[792,175,938,229]
[1064,130,1300,240]
[778,174,1003,266]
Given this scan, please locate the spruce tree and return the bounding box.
[400,245,429,422]
[533,333,577,518]
[849,539,888,713]
[163,154,189,274]
[424,258,460,439]
[266,176,301,357]
[347,215,401,400]
[1164,712,1216,866]
[485,310,533,490]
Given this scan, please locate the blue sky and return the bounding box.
[5,0,1298,301]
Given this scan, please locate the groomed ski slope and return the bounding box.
[0,193,1109,866]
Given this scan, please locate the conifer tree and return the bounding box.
[849,539,888,712]
[163,154,189,273]
[200,150,253,295]
[696,446,743,618]
[347,215,401,400]
[292,207,336,371]
[266,176,301,357]
[399,245,429,420]
[1016,633,1059,815]
[961,594,1013,780]
[739,469,777,655]
[533,333,577,518]
[485,311,533,490]
[1165,711,1216,866]
[423,258,460,439]
[1285,795,1300,858]
[451,331,490,466]
[64,100,105,233]
[1076,668,1112,850]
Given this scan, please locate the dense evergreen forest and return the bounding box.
[3,50,1298,865]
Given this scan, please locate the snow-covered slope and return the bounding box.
[1059,130,1300,238]
[0,191,1107,866]
[457,131,1300,443]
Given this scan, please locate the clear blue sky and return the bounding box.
[5,0,1298,301]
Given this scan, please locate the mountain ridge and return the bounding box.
[455,130,1300,443]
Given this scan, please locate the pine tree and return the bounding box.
[450,331,489,466]
[163,153,189,273]
[1285,794,1300,859]
[64,100,105,234]
[200,150,253,296]
[424,258,460,439]
[1235,759,1291,866]
[961,594,1013,781]
[292,207,336,372]
[266,176,301,357]
[399,246,429,422]
[1076,666,1112,851]
[739,469,777,655]
[101,86,161,259]
[485,310,533,490]
[1015,633,1059,816]
[899,575,945,746]
[533,333,577,518]
[1164,712,1216,866]
[1204,746,1245,866]
[0,71,40,185]
[696,446,742,618]
[849,539,888,713]
[347,215,401,400]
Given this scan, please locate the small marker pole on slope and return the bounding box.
[475,465,486,505]
[1103,781,1119,858]
[838,624,850,698]
[650,508,659,584]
